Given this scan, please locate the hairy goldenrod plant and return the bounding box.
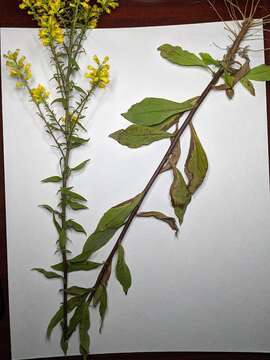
[4,0,118,357]
[49,0,270,353]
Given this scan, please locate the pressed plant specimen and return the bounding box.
[4,0,118,357]
[51,0,270,354]
[3,0,270,359]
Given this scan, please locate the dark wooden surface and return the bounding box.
[1,1,270,359]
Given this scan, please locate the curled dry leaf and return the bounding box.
[137,211,178,233]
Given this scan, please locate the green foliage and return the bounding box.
[122,97,197,126]
[98,286,108,333]
[185,124,208,194]
[245,64,270,81]
[110,124,172,148]
[81,193,143,255]
[199,52,220,66]
[47,295,86,338]
[32,268,62,279]
[240,78,255,96]
[158,44,207,67]
[79,303,91,356]
[52,260,102,273]
[116,245,132,295]
[71,159,90,172]
[41,176,62,183]
[66,219,87,234]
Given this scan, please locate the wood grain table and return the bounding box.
[1,0,269,359]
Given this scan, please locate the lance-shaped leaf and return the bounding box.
[65,286,91,296]
[199,52,220,67]
[122,97,197,126]
[116,245,132,295]
[41,176,62,183]
[51,260,102,273]
[71,159,90,172]
[158,44,206,67]
[170,167,191,225]
[98,286,108,333]
[70,136,90,148]
[67,303,84,339]
[185,124,208,194]
[61,188,87,202]
[137,211,178,233]
[67,200,88,211]
[66,219,86,234]
[245,64,270,81]
[32,268,63,279]
[79,303,90,356]
[110,124,172,148]
[81,193,143,256]
[240,78,255,96]
[154,113,182,131]
[47,295,85,338]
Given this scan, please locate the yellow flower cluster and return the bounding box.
[85,55,110,88]
[31,84,50,104]
[4,49,32,88]
[19,0,119,35]
[39,16,64,46]
[19,0,64,46]
[97,0,119,14]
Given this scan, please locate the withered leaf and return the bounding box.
[137,211,178,233]
[170,166,191,224]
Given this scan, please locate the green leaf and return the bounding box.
[99,286,108,333]
[79,303,90,355]
[245,64,270,81]
[170,167,191,225]
[65,286,91,296]
[67,200,88,211]
[70,136,90,148]
[116,245,132,295]
[60,333,68,355]
[51,97,67,107]
[51,260,102,273]
[66,219,86,234]
[61,188,87,202]
[137,211,178,233]
[110,124,172,148]
[82,193,143,255]
[185,123,208,194]
[67,303,84,339]
[73,85,87,95]
[71,159,90,172]
[158,44,206,67]
[199,52,220,66]
[39,204,56,214]
[240,78,256,96]
[224,71,235,88]
[41,176,62,183]
[32,268,62,279]
[47,296,84,338]
[153,113,182,131]
[122,97,197,126]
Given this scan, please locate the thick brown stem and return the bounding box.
[87,20,252,304]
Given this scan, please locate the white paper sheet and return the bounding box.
[1,22,270,359]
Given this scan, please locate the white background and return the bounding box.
[1,22,270,359]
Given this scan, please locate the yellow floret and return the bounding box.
[85,55,110,89]
[31,84,50,104]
